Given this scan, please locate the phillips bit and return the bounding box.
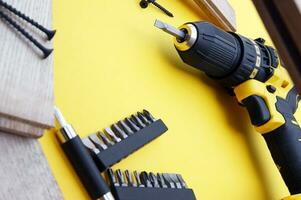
[117,120,134,135]
[107,168,119,187]
[125,117,140,132]
[157,173,168,188]
[82,138,100,154]
[142,109,156,122]
[111,123,128,139]
[97,131,115,146]
[176,174,188,188]
[170,174,182,189]
[149,172,160,188]
[88,133,108,150]
[116,169,127,187]
[131,114,146,128]
[140,171,153,188]
[137,112,151,125]
[134,171,145,187]
[154,19,186,40]
[163,173,176,188]
[125,170,136,187]
[104,127,122,143]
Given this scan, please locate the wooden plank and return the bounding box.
[0,131,63,200]
[252,0,301,94]
[193,0,236,31]
[0,0,54,137]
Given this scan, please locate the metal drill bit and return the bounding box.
[125,170,136,187]
[88,133,108,150]
[117,120,134,135]
[125,117,140,132]
[130,114,146,128]
[104,127,122,143]
[107,168,119,187]
[82,138,100,154]
[140,171,153,187]
[170,174,182,189]
[149,172,160,188]
[0,10,53,58]
[111,123,128,139]
[162,173,176,188]
[157,173,168,188]
[97,131,115,146]
[137,112,151,125]
[134,171,145,187]
[116,169,127,187]
[142,109,156,122]
[0,0,56,40]
[154,19,185,40]
[176,174,188,188]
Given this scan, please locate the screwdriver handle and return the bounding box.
[62,136,111,200]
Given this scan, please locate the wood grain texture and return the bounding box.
[193,0,236,31]
[0,0,54,136]
[0,131,63,200]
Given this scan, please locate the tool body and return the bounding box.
[155,20,301,198]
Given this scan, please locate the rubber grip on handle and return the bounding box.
[263,97,301,194]
[62,136,110,199]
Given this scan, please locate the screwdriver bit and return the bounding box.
[111,123,128,139]
[157,173,168,188]
[116,169,127,187]
[163,173,176,188]
[125,170,136,187]
[88,133,108,150]
[176,174,188,188]
[107,168,119,187]
[170,174,182,189]
[142,109,156,122]
[125,117,140,132]
[131,114,146,128]
[117,120,134,135]
[97,131,115,146]
[82,138,100,154]
[140,171,153,187]
[154,19,185,40]
[104,127,122,143]
[137,112,151,125]
[149,172,160,188]
[134,171,145,187]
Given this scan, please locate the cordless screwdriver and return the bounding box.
[154,19,301,199]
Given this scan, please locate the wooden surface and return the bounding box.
[252,0,301,94]
[0,0,54,137]
[0,132,63,200]
[193,0,236,31]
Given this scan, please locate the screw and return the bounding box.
[140,0,173,17]
[0,0,56,40]
[0,10,53,59]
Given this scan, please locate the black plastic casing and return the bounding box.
[62,136,110,200]
[176,21,277,87]
[91,120,168,172]
[111,186,196,200]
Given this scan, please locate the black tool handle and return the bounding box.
[62,136,110,200]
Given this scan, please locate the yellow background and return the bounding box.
[39,0,301,199]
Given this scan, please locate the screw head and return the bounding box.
[139,0,148,8]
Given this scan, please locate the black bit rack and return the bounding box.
[82,110,168,172]
[106,168,197,200]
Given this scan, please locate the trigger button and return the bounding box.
[267,85,276,93]
[242,96,271,126]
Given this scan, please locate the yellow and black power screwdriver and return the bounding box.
[154,20,301,199]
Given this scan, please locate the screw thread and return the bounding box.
[151,1,173,17]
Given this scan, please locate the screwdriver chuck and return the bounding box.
[169,21,278,87]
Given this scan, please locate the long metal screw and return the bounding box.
[0,10,53,59]
[0,0,56,40]
[140,0,174,17]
